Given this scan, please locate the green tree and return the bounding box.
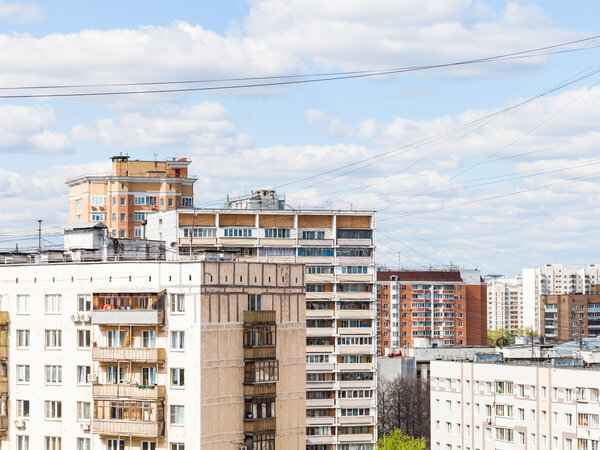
[376,429,426,450]
[487,327,539,346]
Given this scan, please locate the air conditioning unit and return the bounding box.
[86,374,94,383]
[80,422,91,431]
[70,314,79,322]
[79,313,91,323]
[91,206,97,211]
[14,419,25,429]
[99,206,105,211]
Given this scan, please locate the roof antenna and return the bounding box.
[153,153,158,167]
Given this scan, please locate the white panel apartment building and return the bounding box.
[485,276,523,332]
[522,264,600,332]
[431,359,600,450]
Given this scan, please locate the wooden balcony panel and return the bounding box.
[0,378,7,394]
[93,419,164,437]
[243,346,276,360]
[92,347,165,363]
[243,310,276,324]
[0,312,8,326]
[243,417,276,434]
[92,384,165,400]
[243,383,276,397]
[0,347,7,360]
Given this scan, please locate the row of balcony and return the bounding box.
[306,327,374,337]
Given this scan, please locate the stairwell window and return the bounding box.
[171,294,185,313]
[171,331,185,350]
[17,295,29,314]
[248,294,262,311]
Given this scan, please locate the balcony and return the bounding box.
[92,384,165,400]
[244,310,276,324]
[307,416,336,426]
[306,398,335,408]
[243,417,276,434]
[338,327,373,336]
[92,347,165,363]
[306,345,334,354]
[92,310,164,325]
[339,433,374,443]
[307,327,336,337]
[0,347,6,360]
[93,420,165,437]
[337,309,373,319]
[243,383,276,397]
[0,378,7,394]
[307,309,335,319]
[339,345,372,354]
[244,346,276,359]
[0,312,8,326]
[337,274,373,282]
[339,363,373,371]
[338,291,373,300]
[306,273,335,283]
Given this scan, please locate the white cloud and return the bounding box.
[0,104,71,153]
[0,1,43,24]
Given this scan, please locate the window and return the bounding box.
[518,408,525,421]
[564,438,573,450]
[77,438,91,450]
[168,198,173,207]
[244,360,278,383]
[171,368,185,387]
[45,365,62,384]
[171,444,184,450]
[298,247,335,257]
[107,330,125,347]
[566,389,573,402]
[134,227,142,238]
[141,367,156,386]
[106,366,124,384]
[16,399,29,418]
[45,330,62,349]
[107,440,125,450]
[302,230,325,239]
[77,365,91,384]
[519,432,525,445]
[78,330,91,348]
[120,197,126,206]
[265,228,290,238]
[170,405,184,425]
[141,443,156,450]
[517,384,525,397]
[531,409,536,423]
[181,197,192,207]
[45,294,61,313]
[142,330,156,348]
[134,196,146,205]
[119,229,125,238]
[223,228,253,237]
[90,195,105,205]
[17,295,29,314]
[531,433,537,447]
[90,212,106,221]
[566,413,573,426]
[17,365,30,382]
[531,386,536,399]
[495,381,513,394]
[17,435,29,450]
[171,294,185,313]
[78,294,91,312]
[248,294,262,311]
[541,386,547,399]
[485,428,492,440]
[171,331,185,350]
[45,401,62,419]
[77,401,91,420]
[134,211,147,221]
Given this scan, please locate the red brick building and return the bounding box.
[376,270,487,353]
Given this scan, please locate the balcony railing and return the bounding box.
[0,378,7,394]
[92,310,164,325]
[92,347,165,363]
[0,347,6,360]
[92,383,165,400]
[0,312,8,326]
[93,419,165,437]
[243,346,276,359]
[243,417,276,434]
[244,310,276,324]
[244,383,276,397]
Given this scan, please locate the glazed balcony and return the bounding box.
[92,347,165,363]
[243,383,276,397]
[92,383,165,400]
[243,417,276,434]
[93,420,165,438]
[92,292,165,325]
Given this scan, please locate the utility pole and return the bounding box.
[37,219,42,253]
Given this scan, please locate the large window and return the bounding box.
[95,400,160,422]
[182,228,216,238]
[223,228,253,237]
[90,212,106,221]
[141,443,156,450]
[302,230,325,240]
[45,330,62,349]
[495,381,514,394]
[134,211,147,221]
[45,365,62,384]
[265,228,290,238]
[337,248,372,257]
[341,266,369,274]
[107,330,125,347]
[252,435,274,450]
[90,195,105,206]
[306,266,334,274]
[181,197,193,207]
[337,229,372,239]
[298,248,334,257]
[106,366,124,384]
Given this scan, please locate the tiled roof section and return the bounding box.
[377,271,464,282]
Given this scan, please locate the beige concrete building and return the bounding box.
[147,190,377,450]
[66,156,196,238]
[0,232,305,449]
[431,358,600,450]
[485,276,523,333]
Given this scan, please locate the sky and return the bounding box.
[0,0,600,275]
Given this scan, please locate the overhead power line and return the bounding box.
[0,36,599,99]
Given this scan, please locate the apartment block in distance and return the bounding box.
[147,189,377,450]
[0,226,305,449]
[523,264,600,332]
[66,155,196,238]
[431,357,600,450]
[484,275,523,332]
[376,270,487,353]
[541,285,600,343]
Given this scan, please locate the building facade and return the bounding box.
[523,264,600,332]
[0,258,305,449]
[541,287,600,343]
[147,195,377,450]
[431,358,600,450]
[484,276,523,333]
[66,156,196,238]
[376,270,487,353]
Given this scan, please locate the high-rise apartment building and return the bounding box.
[523,264,600,332]
[147,190,377,450]
[430,358,600,450]
[484,275,523,332]
[376,270,487,353]
[541,286,600,342]
[0,228,306,449]
[66,156,196,238]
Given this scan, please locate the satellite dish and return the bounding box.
[170,242,177,248]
